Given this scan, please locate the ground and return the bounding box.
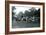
[12,19,40,28]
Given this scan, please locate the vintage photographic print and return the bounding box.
[5,1,44,34]
[12,6,40,28]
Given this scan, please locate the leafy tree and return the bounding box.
[34,8,40,17]
[12,6,16,20]
[12,6,16,16]
[17,12,23,18]
[24,10,29,17]
[29,7,36,16]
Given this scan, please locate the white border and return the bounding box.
[9,4,43,32]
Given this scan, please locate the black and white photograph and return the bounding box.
[12,6,40,28]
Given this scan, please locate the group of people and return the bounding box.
[13,16,39,22]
